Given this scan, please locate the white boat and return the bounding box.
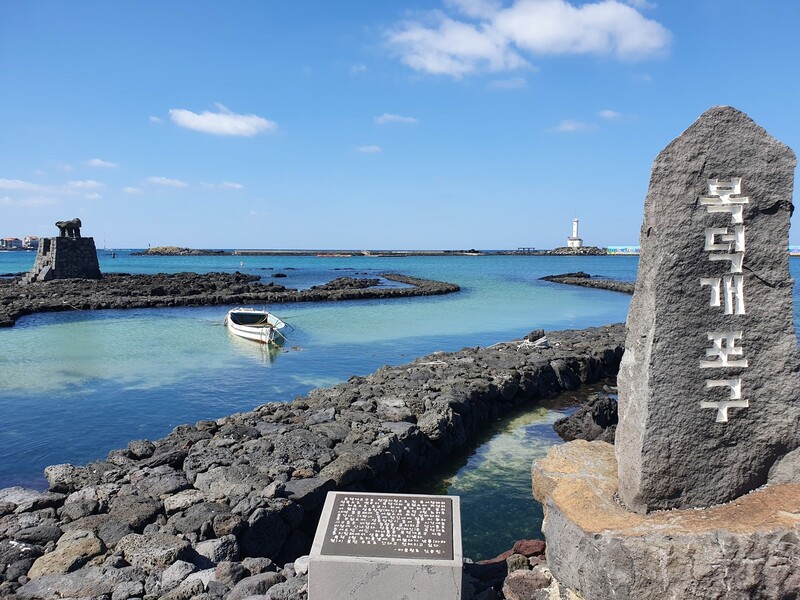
[224,308,287,346]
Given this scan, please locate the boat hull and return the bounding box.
[224,309,287,346]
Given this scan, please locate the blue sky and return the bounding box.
[1,0,799,250]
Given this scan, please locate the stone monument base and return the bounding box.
[23,236,101,284]
[532,441,799,600]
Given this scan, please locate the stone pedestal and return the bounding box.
[23,237,101,284]
[532,441,800,599]
[308,492,462,600]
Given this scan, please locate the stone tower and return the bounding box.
[22,218,102,284]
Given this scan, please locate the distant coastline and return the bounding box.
[8,244,800,256]
[130,245,629,257]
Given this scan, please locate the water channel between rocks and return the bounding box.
[410,382,608,561]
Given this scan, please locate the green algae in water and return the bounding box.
[411,385,607,561]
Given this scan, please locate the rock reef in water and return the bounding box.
[553,389,618,443]
[538,246,607,256]
[0,324,625,599]
[131,246,229,256]
[540,272,634,295]
[0,272,459,328]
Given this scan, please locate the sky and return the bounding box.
[1,0,800,250]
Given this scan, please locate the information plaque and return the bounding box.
[309,491,462,600]
[320,492,454,560]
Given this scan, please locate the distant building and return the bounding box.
[566,218,583,249]
[790,247,800,256]
[0,237,22,250]
[23,236,39,250]
[607,246,640,255]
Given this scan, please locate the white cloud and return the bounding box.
[598,109,622,120]
[551,119,598,133]
[494,0,670,59]
[1,178,108,200]
[122,187,143,194]
[86,158,118,168]
[387,0,670,77]
[201,181,245,190]
[147,176,189,188]
[374,113,419,125]
[0,177,106,205]
[0,179,48,192]
[57,163,74,172]
[21,196,58,206]
[169,103,277,137]
[0,195,58,207]
[358,145,382,154]
[488,76,527,89]
[388,16,527,77]
[351,64,368,74]
[67,180,104,189]
[150,115,163,124]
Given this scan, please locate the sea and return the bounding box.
[2,249,798,559]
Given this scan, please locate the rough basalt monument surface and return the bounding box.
[616,106,800,512]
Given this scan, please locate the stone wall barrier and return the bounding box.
[1,324,625,598]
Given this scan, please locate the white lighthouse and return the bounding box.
[567,218,583,249]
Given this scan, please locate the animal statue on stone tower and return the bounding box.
[55,218,82,238]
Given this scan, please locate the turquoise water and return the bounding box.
[1,251,633,490]
[1,250,796,558]
[410,390,593,560]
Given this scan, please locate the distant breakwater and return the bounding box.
[0,272,459,328]
[0,324,625,599]
[133,246,488,257]
[128,245,614,257]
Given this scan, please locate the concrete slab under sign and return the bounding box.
[309,491,463,600]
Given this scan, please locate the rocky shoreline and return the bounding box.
[540,271,634,295]
[0,272,459,328]
[0,324,626,599]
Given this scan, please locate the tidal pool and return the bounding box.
[410,384,608,561]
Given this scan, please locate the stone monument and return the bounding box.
[616,105,800,512]
[308,491,462,599]
[23,218,102,284]
[531,106,800,598]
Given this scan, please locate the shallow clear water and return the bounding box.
[410,389,597,560]
[2,250,799,558]
[0,251,636,488]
